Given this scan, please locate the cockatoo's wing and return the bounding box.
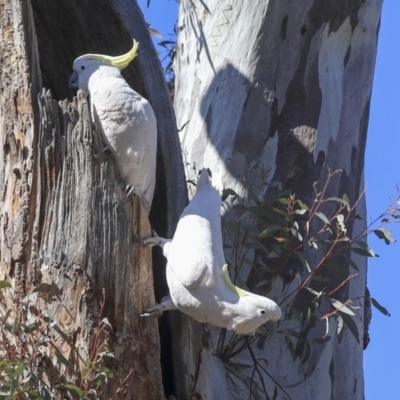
[167,214,213,290]
[70,40,157,212]
[92,83,147,165]
[91,79,157,207]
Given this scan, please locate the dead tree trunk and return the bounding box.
[174,0,382,399]
[0,0,186,398]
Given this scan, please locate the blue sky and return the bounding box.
[364,0,400,398]
[139,0,398,398]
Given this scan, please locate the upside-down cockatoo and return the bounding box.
[141,169,281,335]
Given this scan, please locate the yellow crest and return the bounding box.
[221,264,251,297]
[90,39,139,70]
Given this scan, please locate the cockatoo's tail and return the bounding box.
[82,40,139,70]
[221,264,249,297]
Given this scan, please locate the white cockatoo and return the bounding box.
[69,40,157,213]
[142,169,281,335]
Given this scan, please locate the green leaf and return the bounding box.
[315,212,331,226]
[291,228,303,242]
[158,40,175,47]
[278,198,289,205]
[55,383,87,399]
[55,350,70,367]
[339,312,360,344]
[297,199,309,210]
[370,297,391,317]
[255,280,269,288]
[326,298,355,316]
[224,361,253,370]
[373,229,396,245]
[242,241,264,249]
[258,225,281,238]
[348,258,360,271]
[301,341,311,365]
[312,336,331,344]
[326,196,350,211]
[336,314,344,335]
[295,252,311,273]
[304,287,323,299]
[264,189,291,204]
[267,251,280,259]
[247,206,287,225]
[342,193,350,207]
[243,257,256,268]
[311,274,330,283]
[13,362,27,377]
[274,237,289,243]
[351,247,378,258]
[352,241,378,257]
[0,281,11,290]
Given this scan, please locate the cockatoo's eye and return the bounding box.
[260,310,266,315]
[81,65,85,70]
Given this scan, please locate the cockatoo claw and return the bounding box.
[139,230,161,247]
[140,304,165,318]
[141,296,176,317]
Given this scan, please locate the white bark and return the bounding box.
[174,1,381,399]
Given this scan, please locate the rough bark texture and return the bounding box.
[174,0,382,399]
[0,0,187,399]
[35,91,163,398]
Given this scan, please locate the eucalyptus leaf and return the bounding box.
[326,298,355,316]
[258,225,281,238]
[295,252,311,273]
[373,229,396,245]
[339,312,360,344]
[326,196,350,211]
[315,212,331,226]
[371,297,391,316]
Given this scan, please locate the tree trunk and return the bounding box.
[174,0,382,399]
[0,0,187,398]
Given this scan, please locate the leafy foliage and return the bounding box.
[212,168,397,398]
[0,285,117,399]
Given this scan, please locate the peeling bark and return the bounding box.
[0,0,187,399]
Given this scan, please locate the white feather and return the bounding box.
[70,57,157,212]
[142,169,282,335]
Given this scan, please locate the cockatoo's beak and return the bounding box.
[69,71,79,89]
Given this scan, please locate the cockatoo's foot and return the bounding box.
[139,230,161,247]
[140,296,176,318]
[140,304,165,318]
[139,231,172,258]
